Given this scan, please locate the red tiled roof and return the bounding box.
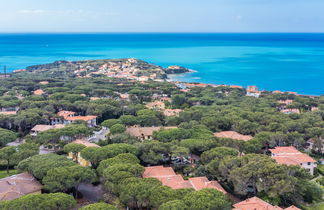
[233,197,283,210]
[269,146,300,154]
[189,177,226,194]
[31,124,65,132]
[214,131,253,141]
[65,115,97,121]
[33,89,44,95]
[280,109,300,114]
[57,110,76,118]
[270,146,316,165]
[39,81,49,85]
[71,139,100,148]
[272,154,316,165]
[0,111,17,115]
[163,109,183,117]
[143,166,226,193]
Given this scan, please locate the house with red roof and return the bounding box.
[51,110,97,127]
[214,131,253,141]
[30,124,65,136]
[269,146,317,175]
[280,108,300,114]
[33,89,45,95]
[246,86,262,98]
[232,196,300,210]
[143,166,227,194]
[163,109,183,117]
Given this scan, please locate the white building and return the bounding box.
[270,146,317,175]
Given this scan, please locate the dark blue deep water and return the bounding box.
[1,33,324,95]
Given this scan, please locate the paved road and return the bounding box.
[88,127,109,143]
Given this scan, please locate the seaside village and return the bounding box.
[0,63,323,210]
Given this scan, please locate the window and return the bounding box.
[308,162,311,165]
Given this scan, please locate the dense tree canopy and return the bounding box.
[0,193,76,210]
[17,154,75,179]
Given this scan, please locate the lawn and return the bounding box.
[0,169,18,179]
[305,202,324,210]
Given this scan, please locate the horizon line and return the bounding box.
[1,32,324,34]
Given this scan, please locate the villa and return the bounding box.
[126,126,176,140]
[163,109,183,117]
[143,166,226,194]
[30,124,65,136]
[232,196,300,210]
[51,110,97,127]
[246,86,262,98]
[270,146,317,175]
[280,108,300,114]
[277,99,294,105]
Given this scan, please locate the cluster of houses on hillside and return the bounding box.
[145,98,184,117]
[75,58,165,82]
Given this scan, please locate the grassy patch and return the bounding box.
[0,169,18,179]
[304,202,324,210]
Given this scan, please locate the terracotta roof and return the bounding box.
[126,126,176,138]
[143,166,226,193]
[269,146,300,154]
[0,111,17,115]
[233,197,283,210]
[278,100,293,105]
[71,139,100,148]
[214,131,253,141]
[230,85,243,89]
[65,115,97,121]
[31,124,65,132]
[160,97,172,102]
[272,154,316,165]
[39,81,49,85]
[163,109,183,117]
[189,177,226,194]
[273,90,284,94]
[270,146,316,165]
[33,89,44,95]
[280,109,300,114]
[0,173,42,201]
[57,110,76,118]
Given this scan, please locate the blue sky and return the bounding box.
[0,0,323,32]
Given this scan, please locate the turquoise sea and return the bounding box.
[1,33,324,95]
